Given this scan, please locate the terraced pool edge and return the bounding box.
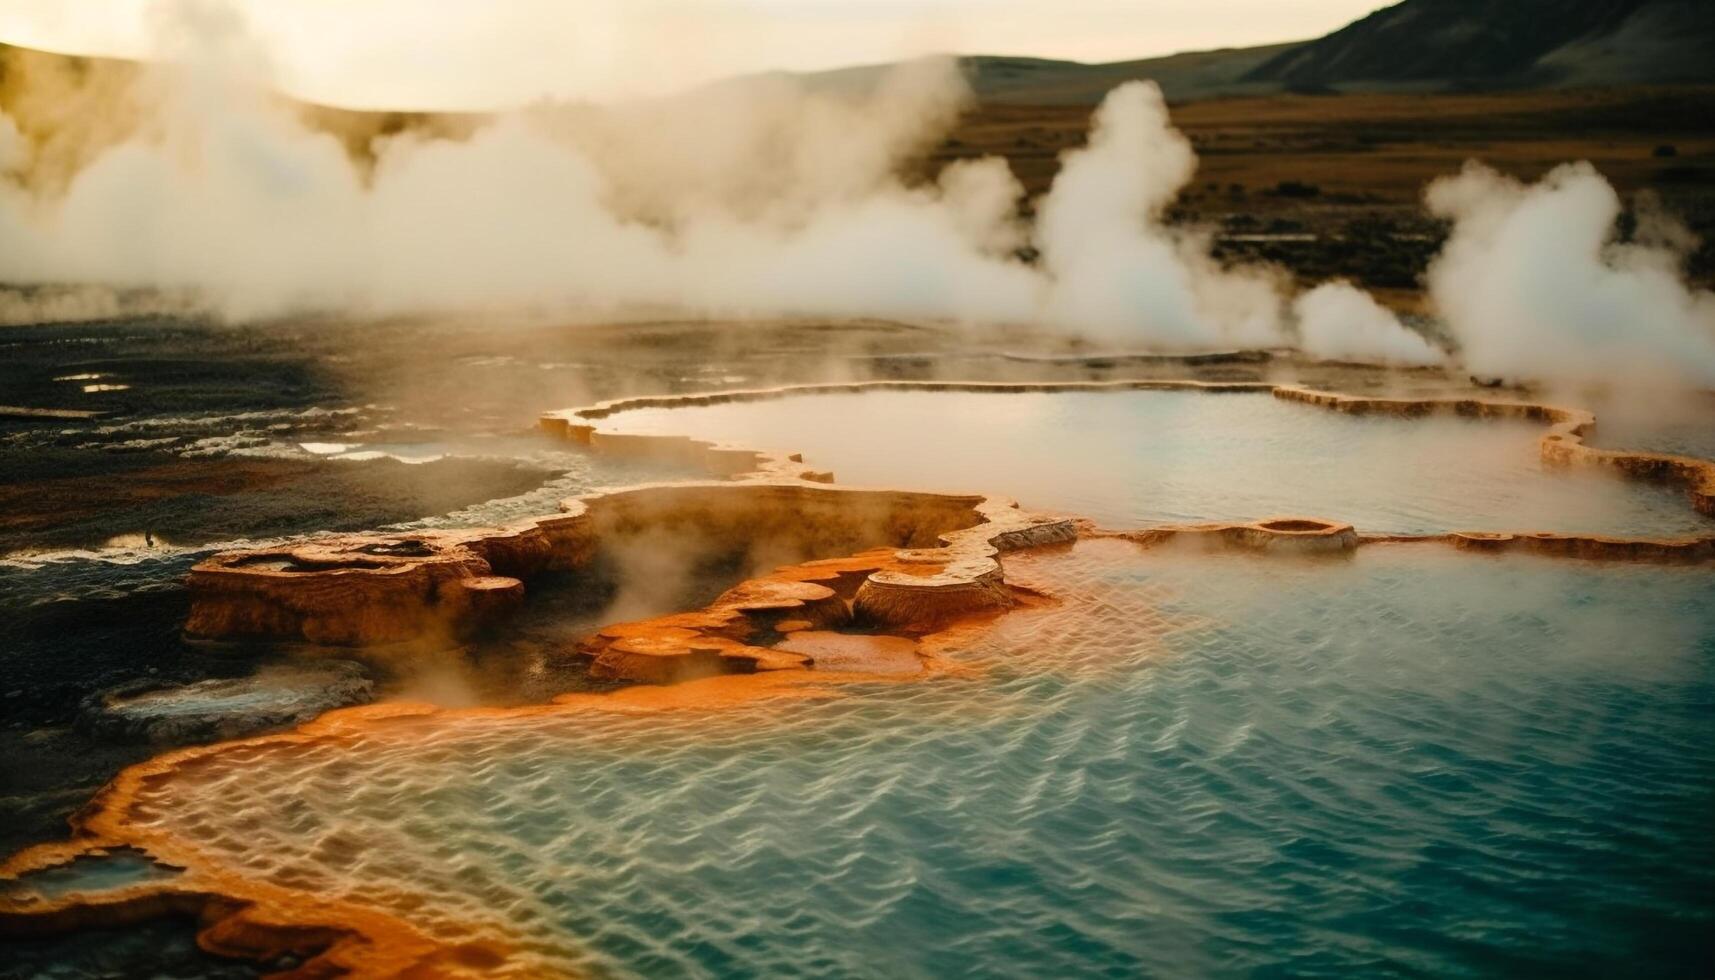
[4,376,1714,975]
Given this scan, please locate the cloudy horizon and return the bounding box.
[0,0,1388,109]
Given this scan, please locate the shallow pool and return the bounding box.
[103,543,1715,977]
[600,389,1712,536]
[1581,400,1715,462]
[0,441,699,852]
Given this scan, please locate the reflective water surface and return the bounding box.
[602,389,1713,536]
[106,544,1715,977]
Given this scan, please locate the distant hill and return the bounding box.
[1243,0,1715,90]
[967,44,1296,103]
[783,0,1715,106]
[781,45,1297,106]
[961,45,1300,104]
[5,0,1713,127]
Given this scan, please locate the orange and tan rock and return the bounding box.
[1123,516,1360,554]
[184,535,509,647]
[10,375,1715,979]
[184,480,1072,653]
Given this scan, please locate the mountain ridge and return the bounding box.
[1243,0,1715,91]
[3,0,1712,118]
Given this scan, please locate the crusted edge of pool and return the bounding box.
[181,481,1076,651]
[179,379,1715,652]
[0,536,1068,978]
[5,376,1715,976]
[546,377,1715,527]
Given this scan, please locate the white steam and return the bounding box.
[0,45,1039,324]
[1294,282,1444,366]
[3,2,1714,390]
[1427,161,1715,388]
[1036,81,1283,347]
[0,9,1287,350]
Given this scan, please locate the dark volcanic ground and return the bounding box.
[0,314,748,856]
[0,312,1078,857]
[0,312,1712,978]
[4,312,1712,862]
[2,311,1343,856]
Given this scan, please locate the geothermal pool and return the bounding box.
[597,389,1712,536]
[39,543,1714,977]
[0,440,703,854]
[1585,409,1715,462]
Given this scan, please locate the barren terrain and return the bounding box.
[930,85,1715,301]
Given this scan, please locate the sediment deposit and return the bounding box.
[6,374,1714,976]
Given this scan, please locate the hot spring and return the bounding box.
[5,374,1713,977]
[17,543,1711,976]
[592,388,1712,536]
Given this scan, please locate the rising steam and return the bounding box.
[0,19,1037,323]
[1034,80,1284,348]
[0,6,1308,349]
[1293,282,1443,367]
[0,61,1281,345]
[1,1,1712,389]
[1427,162,1715,388]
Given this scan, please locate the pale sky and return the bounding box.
[0,0,1388,109]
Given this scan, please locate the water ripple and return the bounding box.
[99,542,1715,978]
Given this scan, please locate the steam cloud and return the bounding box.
[0,5,1333,351]
[2,1,1712,388]
[1035,81,1284,348]
[0,63,1292,345]
[1427,162,1715,388]
[0,24,1039,323]
[1293,282,1443,367]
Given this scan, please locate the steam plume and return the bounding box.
[1035,81,1284,347]
[1426,161,1715,388]
[0,25,1039,324]
[2,1,1712,389]
[0,6,1279,347]
[1294,282,1444,367]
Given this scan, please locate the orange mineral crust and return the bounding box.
[8,375,1714,976]
[183,378,1715,657]
[550,379,1715,522]
[577,543,1013,683]
[184,481,1073,649]
[0,556,1049,977]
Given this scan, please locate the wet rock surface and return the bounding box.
[0,917,266,979]
[2,315,1712,974]
[0,454,556,556]
[79,661,375,745]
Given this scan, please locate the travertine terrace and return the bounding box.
[182,481,1072,664]
[5,375,1714,977]
[170,378,1715,677]
[178,380,1715,658]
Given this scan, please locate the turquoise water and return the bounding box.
[600,389,1713,536]
[125,545,1715,977]
[0,849,179,903]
